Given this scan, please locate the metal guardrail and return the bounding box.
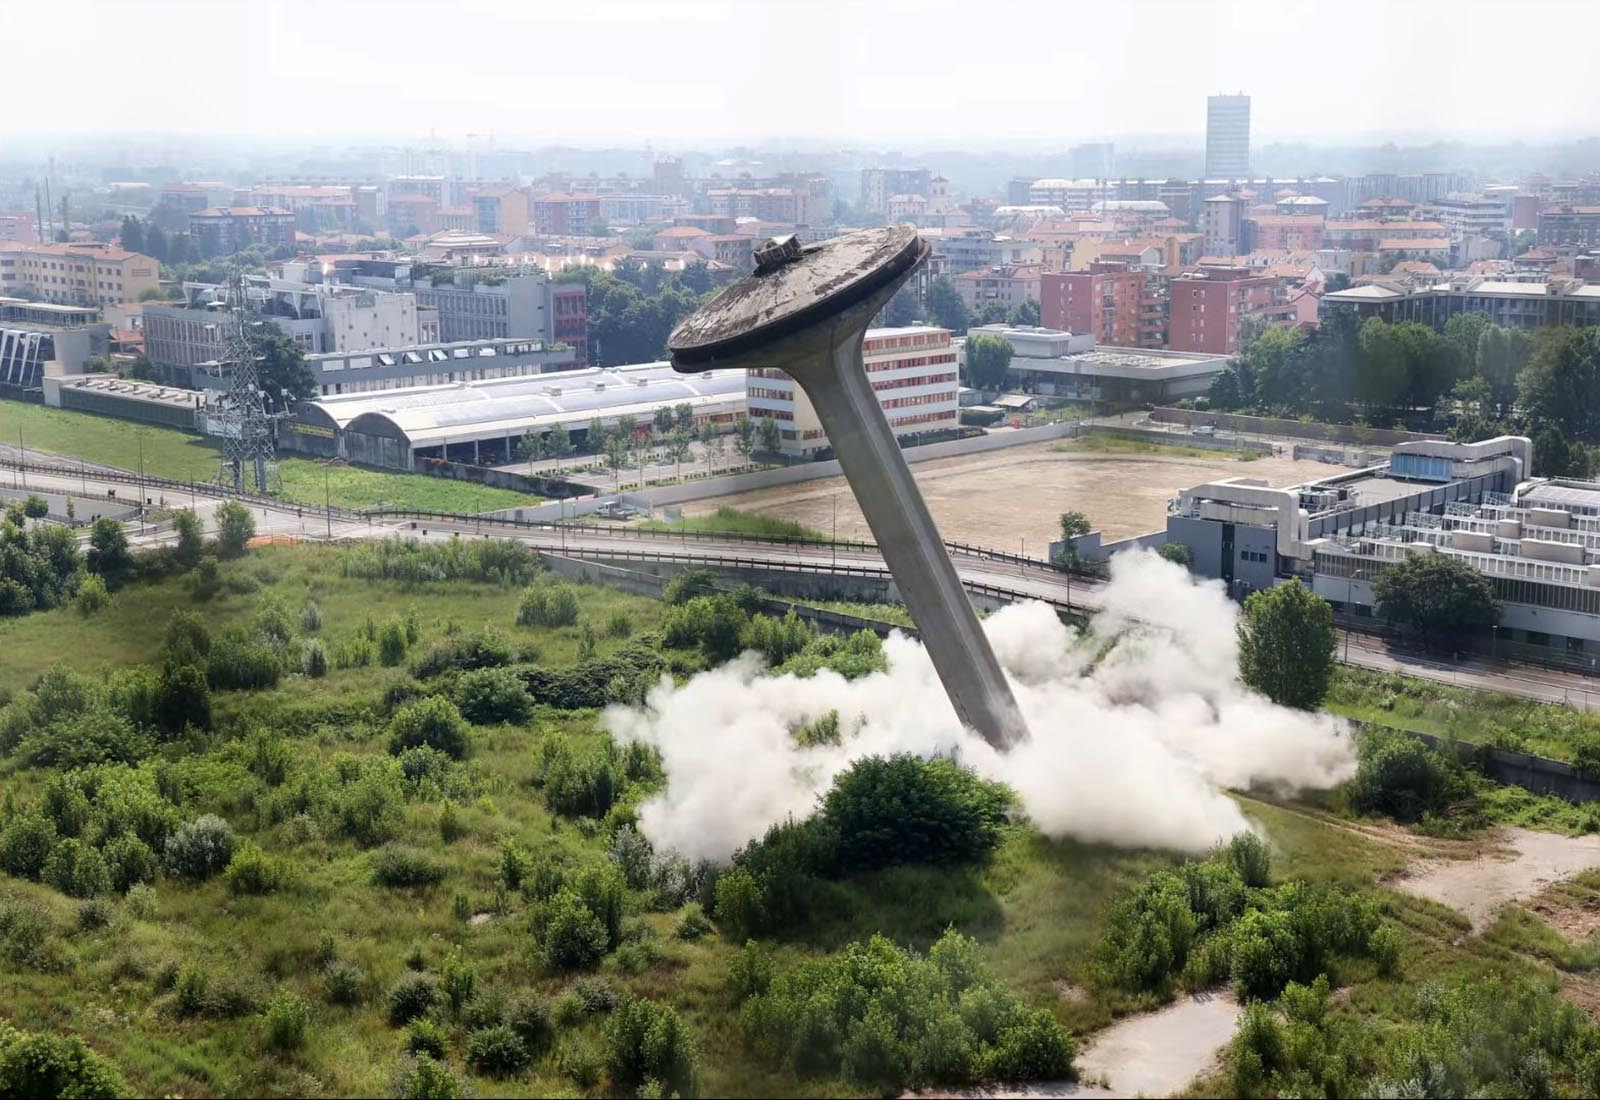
[552,544,1078,613]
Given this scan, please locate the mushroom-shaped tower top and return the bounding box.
[668,225,926,371]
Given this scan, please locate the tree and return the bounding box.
[964,332,1014,391]
[86,517,133,583]
[1057,511,1090,564]
[585,416,605,453]
[1159,542,1193,566]
[975,299,1011,326]
[216,500,255,558]
[119,215,144,254]
[756,417,783,456]
[882,285,924,327]
[1236,580,1336,710]
[926,276,971,334]
[674,402,695,432]
[652,406,674,437]
[172,508,204,568]
[1520,327,1600,443]
[666,428,693,480]
[388,696,472,760]
[733,416,756,463]
[543,422,574,472]
[1534,424,1592,478]
[251,325,316,414]
[1009,298,1041,327]
[515,431,541,471]
[143,224,167,262]
[603,432,630,488]
[1372,552,1499,644]
[21,495,48,520]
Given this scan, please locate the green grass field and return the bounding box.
[1052,434,1262,461]
[0,401,540,514]
[7,541,1600,1098]
[1327,665,1600,764]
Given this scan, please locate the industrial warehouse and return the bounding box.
[1157,435,1600,653]
[279,360,747,469]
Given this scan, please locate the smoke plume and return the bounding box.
[605,551,1354,863]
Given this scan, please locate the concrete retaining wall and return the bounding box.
[1397,726,1600,803]
[1083,425,1273,455]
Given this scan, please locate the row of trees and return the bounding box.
[885,276,1040,336]
[554,262,717,366]
[515,409,782,485]
[1209,312,1600,476]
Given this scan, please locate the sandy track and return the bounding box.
[1393,827,1600,931]
[684,442,1332,550]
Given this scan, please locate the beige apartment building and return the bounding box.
[0,243,160,308]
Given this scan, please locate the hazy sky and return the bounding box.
[10,0,1599,147]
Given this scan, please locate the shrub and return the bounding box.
[299,600,322,633]
[821,754,1011,873]
[453,667,531,726]
[164,815,237,880]
[300,640,328,678]
[372,847,447,889]
[1349,727,1461,822]
[0,811,57,880]
[324,959,365,1006]
[411,630,515,678]
[263,991,310,1052]
[604,997,697,1098]
[206,629,283,691]
[440,950,478,1015]
[1226,831,1273,888]
[606,611,633,638]
[334,761,405,847]
[387,972,438,1025]
[438,801,463,844]
[379,619,410,667]
[540,889,608,970]
[727,940,774,1000]
[393,1053,467,1099]
[0,1025,129,1099]
[155,663,212,734]
[507,992,552,1053]
[225,843,290,896]
[517,583,579,628]
[388,696,471,760]
[558,1037,604,1089]
[663,568,716,605]
[675,903,713,941]
[43,839,111,899]
[986,1008,1077,1081]
[216,500,255,558]
[75,572,110,616]
[1230,999,1286,1096]
[76,897,113,932]
[1230,908,1302,1001]
[466,1024,531,1077]
[123,883,157,921]
[1096,870,1197,993]
[405,1018,448,1059]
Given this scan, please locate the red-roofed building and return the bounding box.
[531,193,603,236]
[952,264,1042,310]
[1168,266,1278,355]
[1244,214,1325,252]
[1041,261,1166,348]
[1538,206,1600,251]
[0,242,160,307]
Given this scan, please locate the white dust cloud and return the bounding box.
[604,550,1354,863]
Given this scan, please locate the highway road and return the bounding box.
[8,453,1599,712]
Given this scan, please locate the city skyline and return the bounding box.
[8,0,1600,146]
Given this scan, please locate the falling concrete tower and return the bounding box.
[668,227,1027,750]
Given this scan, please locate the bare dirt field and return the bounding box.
[681,441,1333,553]
[1393,826,1600,931]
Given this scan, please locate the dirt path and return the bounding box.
[686,442,1330,550]
[1393,827,1600,931]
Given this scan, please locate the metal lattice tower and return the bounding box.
[213,273,280,494]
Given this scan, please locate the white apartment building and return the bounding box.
[745,326,960,455]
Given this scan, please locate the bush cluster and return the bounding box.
[713,755,1012,937]
[738,930,1074,1091]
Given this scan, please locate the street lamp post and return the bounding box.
[1343,567,1367,663]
